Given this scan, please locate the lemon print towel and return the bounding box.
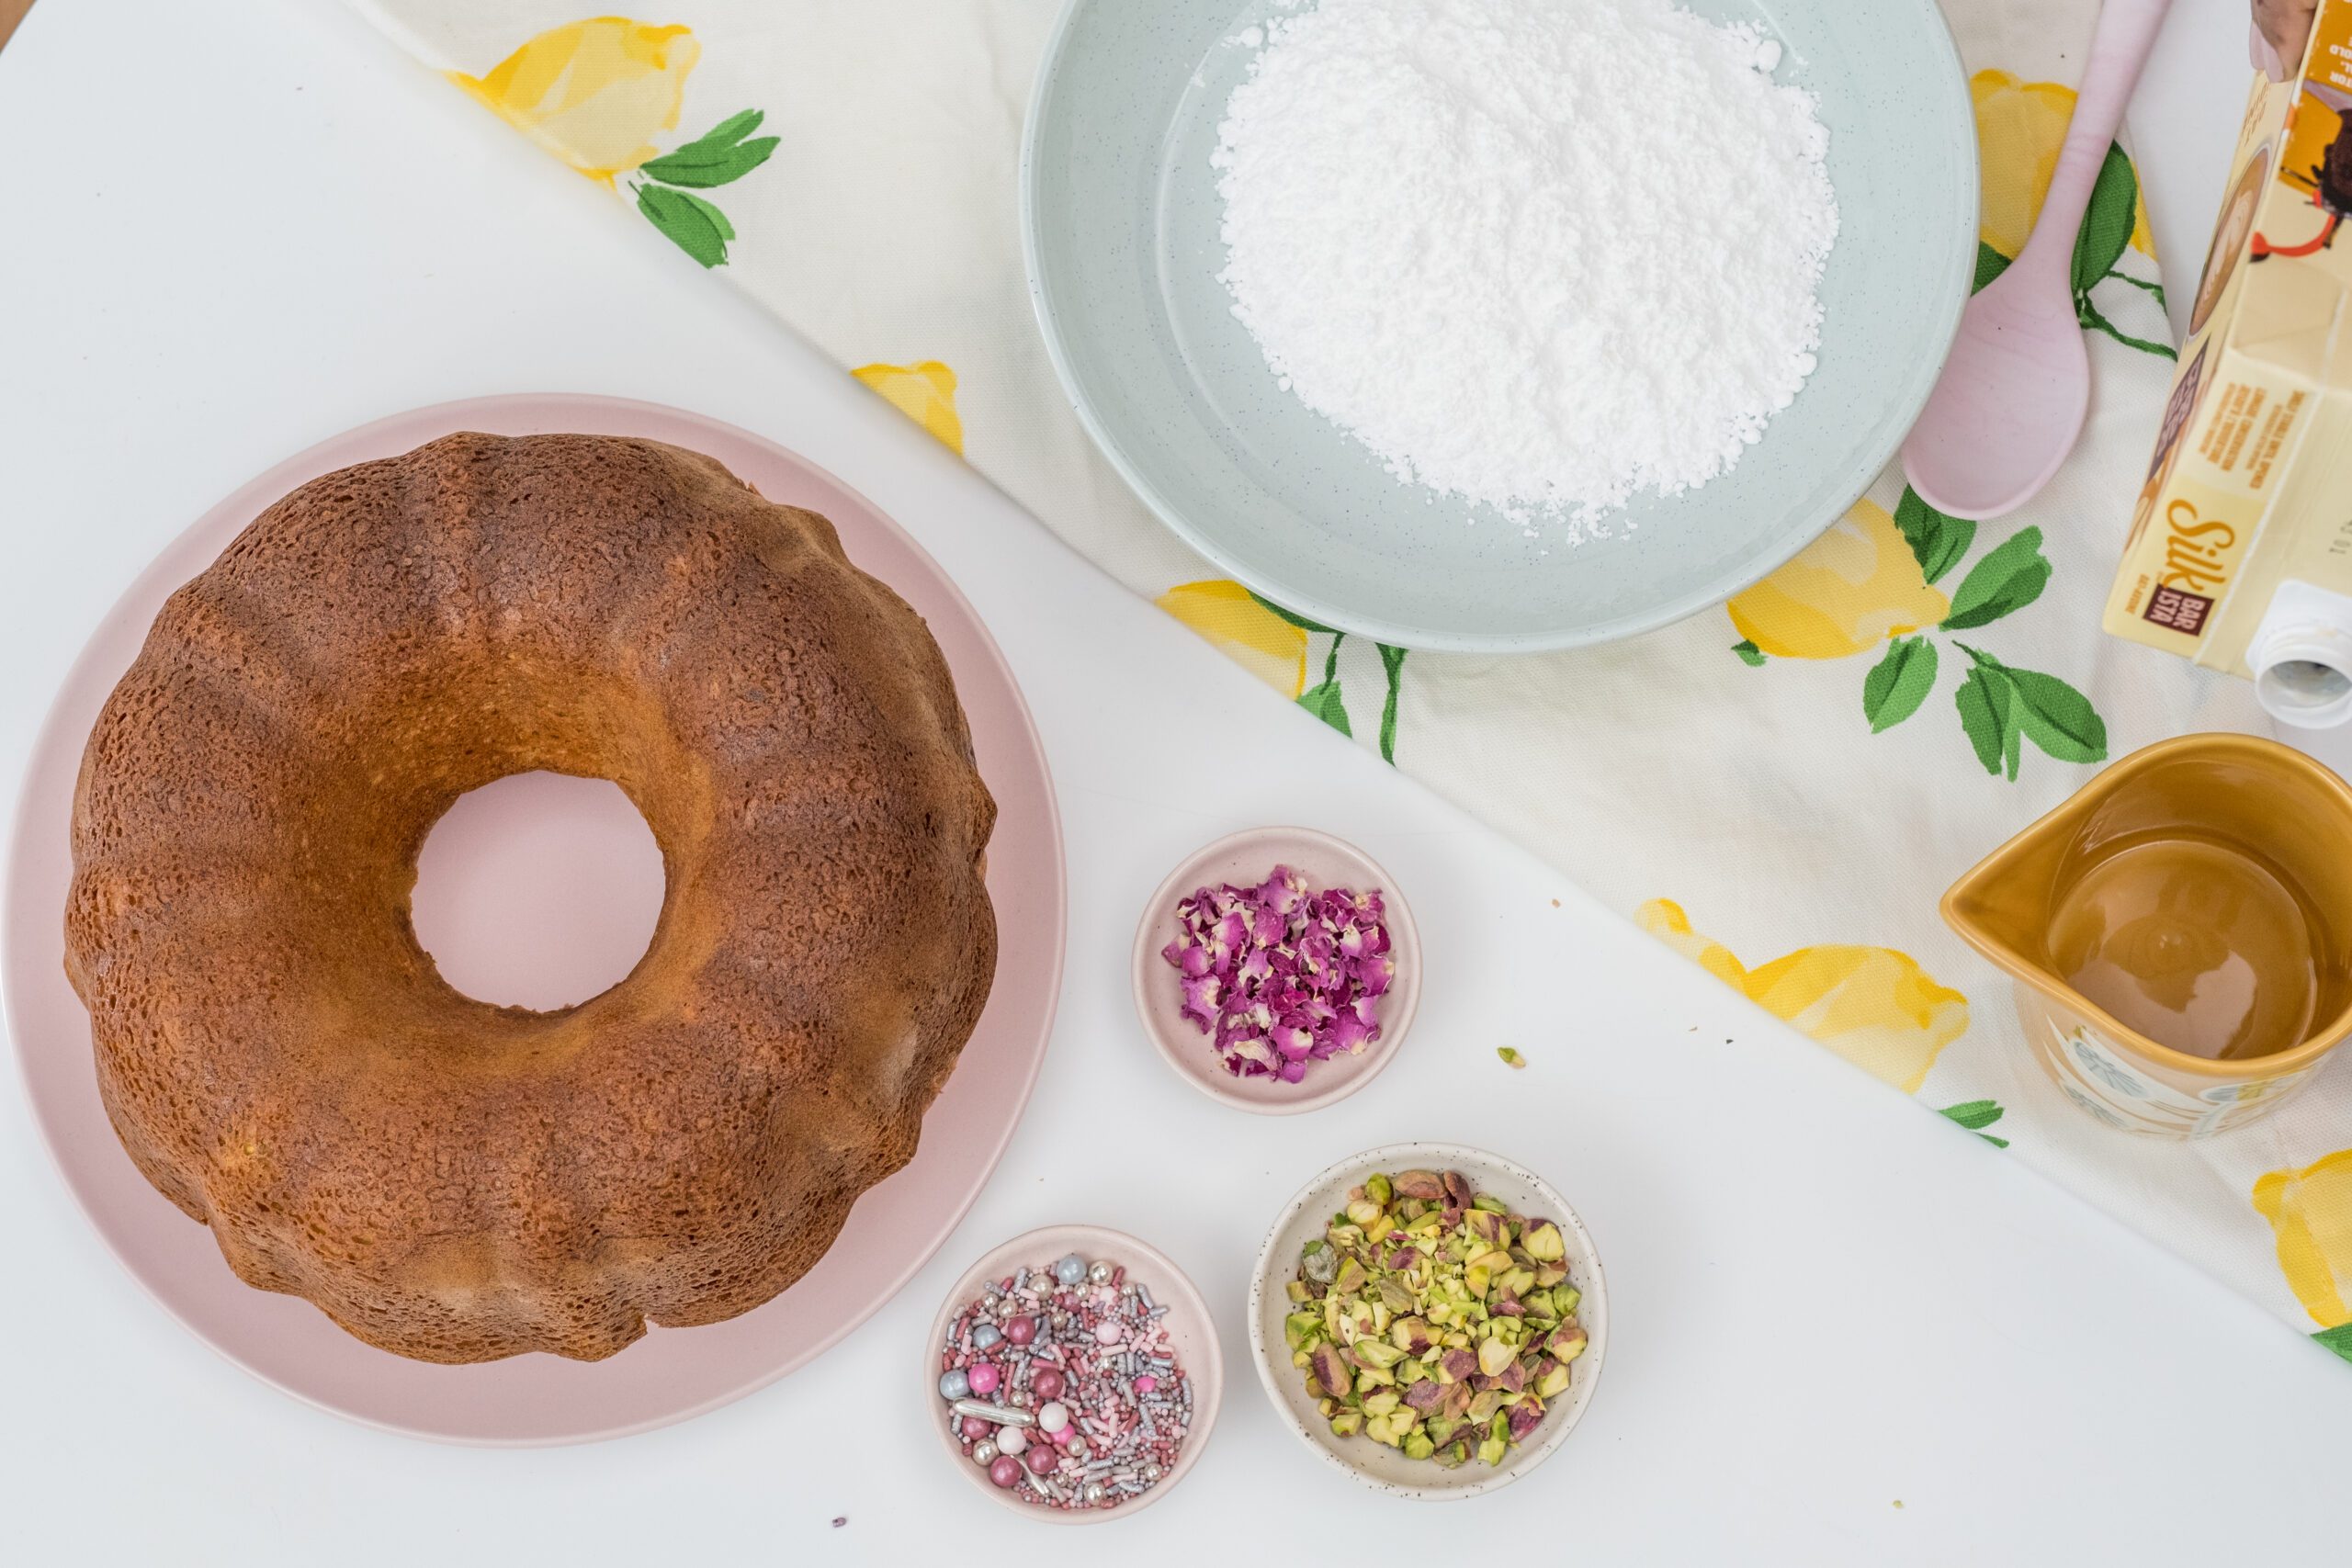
[1638,901,1971,1095]
[2254,1151,2352,1363]
[349,0,2351,1363]
[449,17,776,266]
[854,363,966,456]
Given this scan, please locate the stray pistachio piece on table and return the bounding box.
[1497,1046,1526,1069]
[1283,1168,1588,1468]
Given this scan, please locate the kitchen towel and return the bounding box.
[348,0,2352,1365]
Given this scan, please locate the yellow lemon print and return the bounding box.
[1155,581,1309,698]
[1638,900,1971,1093]
[1728,500,1950,660]
[2252,1149,2352,1329]
[451,18,700,186]
[854,362,965,455]
[1972,69,2154,260]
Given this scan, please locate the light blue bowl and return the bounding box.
[1023,0,1977,652]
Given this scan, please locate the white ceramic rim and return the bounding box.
[1018,0,1981,652]
[1246,1142,1608,1501]
[922,1224,1225,1525]
[1128,826,1420,1116]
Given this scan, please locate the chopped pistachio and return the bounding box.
[1289,1167,1589,1472]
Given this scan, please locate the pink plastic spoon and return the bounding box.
[1903,0,2174,520]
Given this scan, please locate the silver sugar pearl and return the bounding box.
[1086,1259,1114,1286]
[1081,1481,1108,1506]
[1142,1461,1164,1483]
[972,1440,999,1466]
[1067,1437,1090,1462]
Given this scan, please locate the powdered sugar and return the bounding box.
[1213,0,1839,541]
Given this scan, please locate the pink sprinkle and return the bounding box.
[1135,1374,1158,1393]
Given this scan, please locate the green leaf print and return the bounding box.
[2072,145,2140,298]
[1894,488,1975,586]
[1941,527,2052,630]
[635,183,736,267]
[1732,639,1767,667]
[1863,636,1938,732]
[1974,241,2013,294]
[1956,645,2108,772]
[2069,145,2178,361]
[2315,1324,2352,1365]
[1937,1100,2010,1147]
[1299,680,1352,737]
[1955,665,2014,778]
[2005,666,2109,763]
[1376,643,1408,764]
[640,107,781,188]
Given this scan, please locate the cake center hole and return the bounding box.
[411,773,666,1011]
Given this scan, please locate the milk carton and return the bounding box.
[2104,4,2352,727]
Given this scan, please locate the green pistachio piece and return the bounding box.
[1284,1310,1322,1347]
[1536,1360,1573,1399]
[1376,1279,1415,1315]
[1389,1315,1436,1356]
[1329,1410,1364,1438]
[1466,1388,1505,1423]
[1555,1288,1581,1316]
[1402,1432,1436,1461]
[1476,1337,1516,1378]
[1392,1169,1446,1201]
[1333,1258,1368,1296]
[1472,1194,1510,1215]
[1425,1416,1457,1445]
[1308,1344,1352,1398]
[1522,1222,1566,1262]
[1553,1325,1589,1362]
[1351,1337,1405,1370]
[1437,1439,1472,1469]
[1476,1434,1509,1466]
[1365,1172,1394,1206]
[1355,1365,1396,1390]
[1344,1198,1387,1231]
[1362,1390,1402,1417]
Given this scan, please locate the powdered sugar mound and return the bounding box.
[1212,0,1839,540]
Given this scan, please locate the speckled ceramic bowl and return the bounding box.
[1023,0,1976,650]
[1132,827,1419,1115]
[925,1224,1224,1524]
[1248,1144,1608,1500]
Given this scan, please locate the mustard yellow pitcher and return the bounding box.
[1943,735,2352,1137]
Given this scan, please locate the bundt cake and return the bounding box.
[62,432,999,1364]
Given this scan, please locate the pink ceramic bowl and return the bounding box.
[1131,827,1420,1116]
[924,1224,1222,1524]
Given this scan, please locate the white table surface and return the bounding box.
[0,1,2339,1562]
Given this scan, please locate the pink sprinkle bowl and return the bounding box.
[923,1224,1223,1525]
[1132,827,1420,1116]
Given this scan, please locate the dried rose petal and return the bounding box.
[1160,863,1393,1085]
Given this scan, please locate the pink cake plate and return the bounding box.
[1,395,1067,1445]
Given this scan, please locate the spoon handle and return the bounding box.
[2017,0,2175,280]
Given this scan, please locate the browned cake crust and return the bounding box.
[62,433,999,1363]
